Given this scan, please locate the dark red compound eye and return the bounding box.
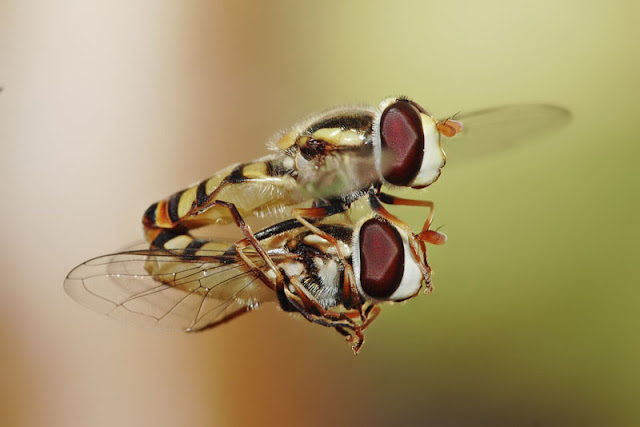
[379,100,425,186]
[358,218,405,299]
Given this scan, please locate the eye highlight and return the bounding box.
[379,100,425,186]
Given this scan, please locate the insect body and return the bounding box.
[65,97,570,353]
[65,213,433,353]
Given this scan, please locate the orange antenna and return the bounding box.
[437,118,463,138]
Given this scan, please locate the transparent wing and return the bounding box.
[295,145,386,201]
[64,246,282,332]
[442,104,571,163]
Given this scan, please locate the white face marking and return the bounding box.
[388,229,423,301]
[409,114,446,188]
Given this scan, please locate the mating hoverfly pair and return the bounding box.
[64,97,570,353]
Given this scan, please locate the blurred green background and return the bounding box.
[1,1,638,426]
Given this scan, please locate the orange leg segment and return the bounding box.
[284,276,365,354]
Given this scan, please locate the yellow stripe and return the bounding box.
[276,130,297,150]
[163,234,194,250]
[205,170,230,195]
[205,176,223,195]
[177,186,198,218]
[242,163,269,179]
[311,128,362,146]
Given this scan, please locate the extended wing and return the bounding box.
[294,144,382,202]
[441,104,572,162]
[64,246,283,332]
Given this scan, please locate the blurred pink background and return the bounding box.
[2,1,639,426]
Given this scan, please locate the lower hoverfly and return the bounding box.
[65,206,440,353]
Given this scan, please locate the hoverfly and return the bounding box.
[64,209,436,353]
[65,97,570,353]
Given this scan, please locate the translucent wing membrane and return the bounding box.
[295,145,382,201]
[442,104,572,162]
[64,247,280,332]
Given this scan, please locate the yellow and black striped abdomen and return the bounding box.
[142,156,299,243]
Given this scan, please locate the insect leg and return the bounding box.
[376,192,446,245]
[361,305,381,331]
[203,200,287,291]
[149,200,284,292]
[343,302,381,331]
[284,276,365,354]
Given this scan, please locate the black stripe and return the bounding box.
[196,179,209,206]
[185,238,207,251]
[143,202,158,224]
[183,238,207,256]
[368,192,383,212]
[227,165,247,183]
[254,218,304,241]
[252,202,348,242]
[265,160,275,176]
[167,191,184,223]
[306,113,374,134]
[267,159,288,176]
[377,192,395,204]
[310,199,349,216]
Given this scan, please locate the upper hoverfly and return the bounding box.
[64,97,570,353]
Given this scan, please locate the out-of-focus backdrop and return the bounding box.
[2,1,638,426]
